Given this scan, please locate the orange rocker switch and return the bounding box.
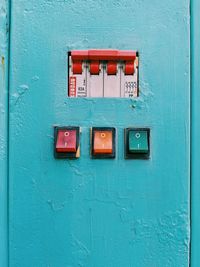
[54,127,80,159]
[91,127,116,159]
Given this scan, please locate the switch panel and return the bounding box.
[91,127,116,159]
[54,127,80,159]
[68,50,139,98]
[125,128,150,159]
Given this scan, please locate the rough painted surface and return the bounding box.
[9,1,190,266]
[0,0,9,266]
[191,1,200,266]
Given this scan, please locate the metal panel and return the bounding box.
[191,0,200,266]
[0,1,9,266]
[9,1,190,266]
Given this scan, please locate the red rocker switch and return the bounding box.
[54,127,80,158]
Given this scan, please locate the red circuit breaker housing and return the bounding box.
[68,49,139,98]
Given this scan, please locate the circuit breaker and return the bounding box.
[68,50,139,98]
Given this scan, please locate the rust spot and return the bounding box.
[1,57,5,81]
[1,56,5,66]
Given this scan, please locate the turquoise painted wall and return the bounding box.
[0,0,9,266]
[1,0,191,266]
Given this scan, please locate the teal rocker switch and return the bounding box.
[125,128,150,159]
[129,130,148,153]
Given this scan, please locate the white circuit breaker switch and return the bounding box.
[68,51,87,97]
[104,61,121,97]
[120,55,139,98]
[87,61,104,97]
[68,50,139,98]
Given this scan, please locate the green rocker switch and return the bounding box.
[125,128,150,159]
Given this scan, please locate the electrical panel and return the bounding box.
[68,49,139,98]
[9,1,190,266]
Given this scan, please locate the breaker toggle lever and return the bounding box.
[124,61,135,75]
[90,61,100,75]
[107,61,117,75]
[72,61,83,75]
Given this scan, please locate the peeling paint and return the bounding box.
[1,55,5,65]
[10,84,29,106]
[47,199,66,211]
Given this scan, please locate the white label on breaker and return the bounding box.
[76,77,87,97]
[69,76,87,97]
[121,67,138,98]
